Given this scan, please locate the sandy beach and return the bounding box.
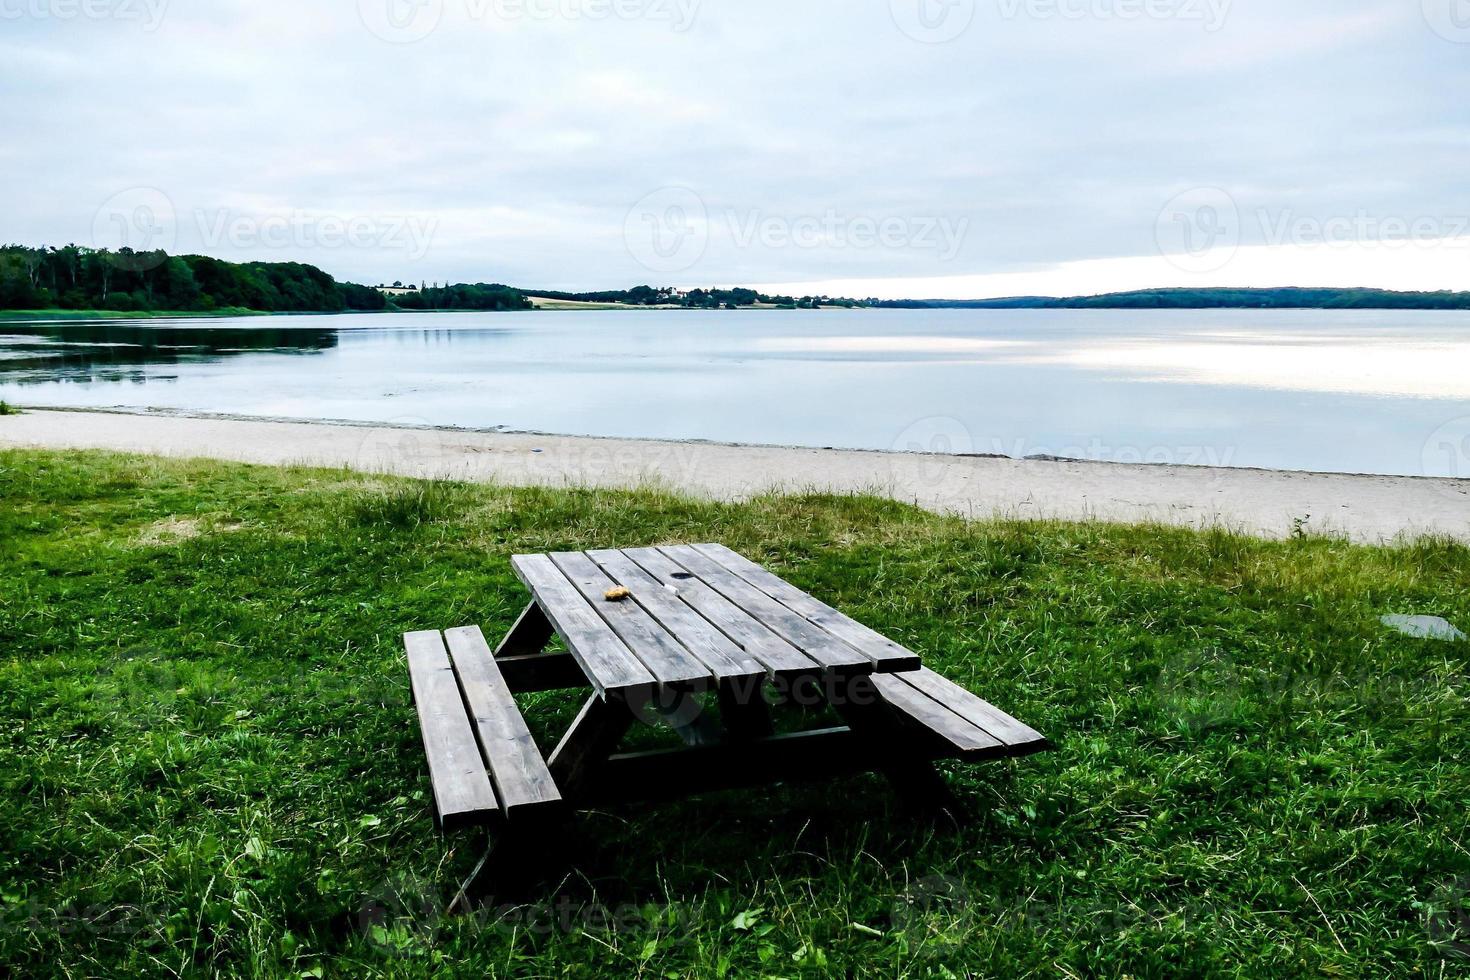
[2,407,1466,543]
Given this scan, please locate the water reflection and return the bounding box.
[0,321,338,385]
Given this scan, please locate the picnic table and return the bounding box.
[404,543,1050,897]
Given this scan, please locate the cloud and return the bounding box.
[4,0,1468,295]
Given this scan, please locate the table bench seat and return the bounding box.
[405,627,563,831]
[868,668,1051,760]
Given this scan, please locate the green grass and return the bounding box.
[0,449,1466,978]
[0,401,15,416]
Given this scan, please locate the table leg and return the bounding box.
[548,693,636,799]
[449,817,572,912]
[494,602,555,658]
[827,674,966,821]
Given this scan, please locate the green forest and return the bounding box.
[387,282,531,311]
[0,245,394,314]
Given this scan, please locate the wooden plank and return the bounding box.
[869,673,1005,754]
[693,543,921,673]
[511,554,655,696]
[494,602,555,658]
[444,626,564,821]
[547,693,636,799]
[549,551,712,688]
[588,548,766,683]
[621,546,818,677]
[660,545,872,676]
[895,668,1050,749]
[403,630,499,829]
[495,651,591,693]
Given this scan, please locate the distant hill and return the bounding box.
[874,287,1470,310]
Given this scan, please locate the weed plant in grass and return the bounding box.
[0,449,1466,977]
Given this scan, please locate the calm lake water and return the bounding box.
[3,309,1469,479]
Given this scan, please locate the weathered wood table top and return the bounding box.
[510,542,922,697]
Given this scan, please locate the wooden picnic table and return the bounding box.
[405,543,1050,897]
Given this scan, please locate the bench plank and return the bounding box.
[621,547,818,677]
[894,668,1049,749]
[404,630,499,828]
[870,673,1005,754]
[444,626,564,820]
[693,543,921,673]
[660,545,872,676]
[511,554,655,695]
[549,552,712,687]
[588,548,766,683]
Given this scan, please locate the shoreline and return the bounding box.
[2,407,1466,543]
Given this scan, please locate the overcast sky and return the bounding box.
[5,0,1469,298]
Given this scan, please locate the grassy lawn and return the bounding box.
[0,449,1466,977]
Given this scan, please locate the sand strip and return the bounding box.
[2,408,1466,543]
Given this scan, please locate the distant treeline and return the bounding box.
[389,282,531,311]
[874,287,1470,310]
[530,285,869,309]
[0,245,390,313]
[14,244,1463,317]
